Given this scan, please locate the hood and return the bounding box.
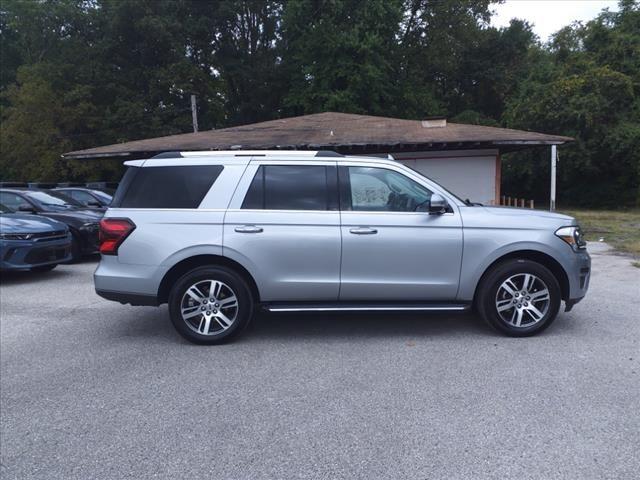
[0,213,68,233]
[479,206,575,223]
[35,209,103,228]
[459,205,577,231]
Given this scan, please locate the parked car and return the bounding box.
[0,188,102,261]
[0,203,72,272]
[53,187,112,210]
[95,151,591,344]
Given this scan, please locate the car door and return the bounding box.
[224,160,341,302]
[338,164,463,301]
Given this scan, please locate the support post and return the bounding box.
[191,94,199,133]
[550,145,557,211]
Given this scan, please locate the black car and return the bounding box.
[53,187,112,210]
[0,189,103,261]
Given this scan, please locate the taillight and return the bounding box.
[99,218,135,255]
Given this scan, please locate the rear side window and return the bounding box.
[112,165,223,208]
[241,165,337,211]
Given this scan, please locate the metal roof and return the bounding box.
[63,112,573,160]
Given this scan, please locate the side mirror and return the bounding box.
[428,194,448,215]
[18,205,37,213]
[87,201,102,207]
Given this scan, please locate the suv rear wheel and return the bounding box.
[477,259,561,336]
[168,266,253,344]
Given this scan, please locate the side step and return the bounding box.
[263,302,470,313]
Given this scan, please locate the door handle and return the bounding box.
[349,227,378,235]
[234,225,263,234]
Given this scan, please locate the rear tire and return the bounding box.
[168,266,253,345]
[476,259,561,337]
[30,264,57,273]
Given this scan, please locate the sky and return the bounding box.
[491,0,620,41]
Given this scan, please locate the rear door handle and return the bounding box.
[349,227,378,235]
[234,225,263,234]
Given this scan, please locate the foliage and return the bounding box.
[0,0,638,207]
[562,209,640,262]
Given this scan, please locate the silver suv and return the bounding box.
[95,151,590,344]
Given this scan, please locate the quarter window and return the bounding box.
[112,165,224,209]
[242,165,336,211]
[344,167,432,212]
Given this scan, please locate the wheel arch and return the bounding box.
[157,254,260,305]
[473,250,570,305]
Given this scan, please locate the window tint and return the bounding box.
[113,165,223,209]
[345,167,432,212]
[242,165,336,211]
[69,190,95,205]
[0,192,32,211]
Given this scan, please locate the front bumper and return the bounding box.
[0,234,72,270]
[564,248,591,305]
[76,224,100,254]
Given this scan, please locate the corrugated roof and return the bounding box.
[63,112,573,159]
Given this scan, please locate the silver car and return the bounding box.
[95,151,591,344]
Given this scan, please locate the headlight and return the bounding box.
[0,233,34,240]
[555,226,586,250]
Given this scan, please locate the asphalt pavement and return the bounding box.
[1,243,638,479]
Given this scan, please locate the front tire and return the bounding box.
[476,259,561,337]
[168,266,253,345]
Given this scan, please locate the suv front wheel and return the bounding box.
[476,259,561,336]
[168,266,253,344]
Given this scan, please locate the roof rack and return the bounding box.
[150,150,344,159]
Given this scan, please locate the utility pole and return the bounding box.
[191,94,199,133]
[550,145,557,211]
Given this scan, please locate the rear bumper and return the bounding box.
[94,255,166,304]
[0,235,72,270]
[96,289,159,306]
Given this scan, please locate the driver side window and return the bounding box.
[345,167,432,212]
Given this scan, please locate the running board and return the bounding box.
[263,303,470,313]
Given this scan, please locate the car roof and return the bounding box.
[126,150,398,168]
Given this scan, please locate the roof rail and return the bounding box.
[151,151,183,159]
[178,150,326,158]
[315,150,343,157]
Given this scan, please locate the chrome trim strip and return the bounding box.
[266,306,469,312]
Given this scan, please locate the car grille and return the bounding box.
[33,230,68,242]
[24,246,70,264]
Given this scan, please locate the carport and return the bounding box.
[63,112,571,209]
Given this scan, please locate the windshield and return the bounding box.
[403,164,467,204]
[0,203,13,214]
[25,191,83,211]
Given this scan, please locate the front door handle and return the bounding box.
[234,225,263,234]
[349,227,378,235]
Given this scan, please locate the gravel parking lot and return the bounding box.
[1,243,638,479]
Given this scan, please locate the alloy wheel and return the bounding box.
[180,279,239,335]
[495,273,551,328]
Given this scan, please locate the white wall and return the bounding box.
[391,150,498,205]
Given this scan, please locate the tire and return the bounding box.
[168,266,254,345]
[30,264,57,273]
[476,259,561,337]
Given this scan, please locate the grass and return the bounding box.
[562,209,640,264]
